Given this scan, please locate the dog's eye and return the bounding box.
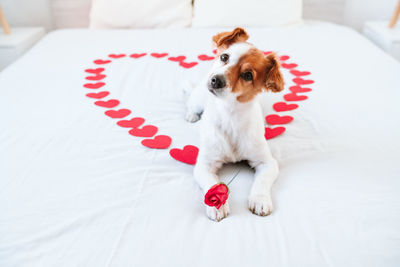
[241,72,253,81]
[220,53,229,63]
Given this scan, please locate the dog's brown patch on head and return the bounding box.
[227,49,285,103]
[212,28,249,52]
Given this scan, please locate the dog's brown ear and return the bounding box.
[212,27,249,51]
[264,53,284,92]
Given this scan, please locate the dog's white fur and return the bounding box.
[185,43,279,221]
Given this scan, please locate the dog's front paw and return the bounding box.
[206,203,229,222]
[248,195,273,216]
[185,111,200,123]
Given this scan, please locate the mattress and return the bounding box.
[1,21,400,267]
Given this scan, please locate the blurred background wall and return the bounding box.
[0,0,398,31]
[303,0,398,30]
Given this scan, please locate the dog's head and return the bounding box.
[208,28,284,103]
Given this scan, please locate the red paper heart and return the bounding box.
[142,135,172,149]
[168,56,186,62]
[86,91,110,99]
[263,51,272,55]
[151,53,168,58]
[281,63,298,69]
[289,85,312,93]
[129,125,158,137]
[284,92,308,102]
[290,70,311,76]
[117,117,145,128]
[130,53,147,58]
[84,82,105,89]
[85,68,105,74]
[280,55,290,61]
[94,99,120,108]
[293,78,314,85]
[169,145,199,165]
[179,61,198,68]
[105,109,131,119]
[265,114,293,125]
[212,49,217,54]
[94,59,112,65]
[198,54,215,61]
[273,102,299,112]
[265,127,285,140]
[109,54,126,59]
[85,74,106,81]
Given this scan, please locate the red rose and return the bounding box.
[204,183,229,209]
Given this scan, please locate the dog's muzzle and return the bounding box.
[208,75,226,95]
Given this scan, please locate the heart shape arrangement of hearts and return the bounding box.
[83,52,313,165]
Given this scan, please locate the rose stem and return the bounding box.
[227,169,241,186]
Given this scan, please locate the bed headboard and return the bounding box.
[1,0,397,31]
[50,0,345,28]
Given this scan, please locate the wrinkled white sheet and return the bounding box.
[1,22,400,267]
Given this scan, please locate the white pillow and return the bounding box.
[52,0,92,28]
[192,0,303,27]
[89,0,192,28]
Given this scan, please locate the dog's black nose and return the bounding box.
[210,75,226,89]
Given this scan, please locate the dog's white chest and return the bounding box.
[201,99,264,163]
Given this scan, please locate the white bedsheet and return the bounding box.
[1,22,400,267]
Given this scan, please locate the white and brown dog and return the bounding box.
[185,28,284,221]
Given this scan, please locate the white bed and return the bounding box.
[1,21,400,267]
